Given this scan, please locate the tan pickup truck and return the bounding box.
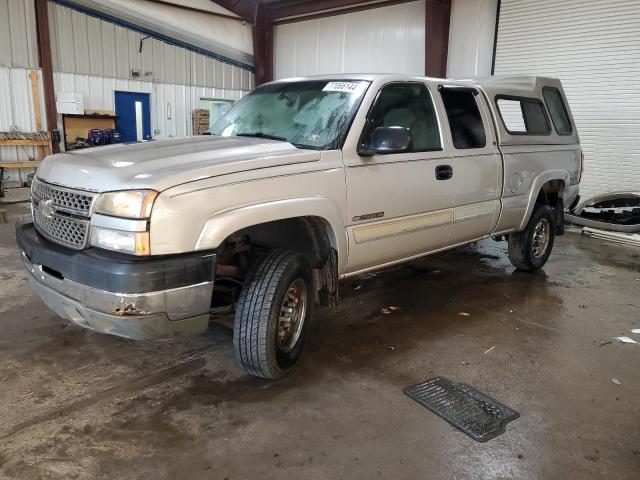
[17,74,582,378]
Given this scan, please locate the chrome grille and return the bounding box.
[32,177,96,216]
[31,177,96,250]
[33,207,89,249]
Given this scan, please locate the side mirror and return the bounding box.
[358,126,412,156]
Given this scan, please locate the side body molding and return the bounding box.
[519,169,570,230]
[195,197,348,274]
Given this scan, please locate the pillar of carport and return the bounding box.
[425,0,452,78]
[253,3,273,86]
[34,0,58,150]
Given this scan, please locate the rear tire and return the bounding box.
[508,204,556,271]
[233,250,314,379]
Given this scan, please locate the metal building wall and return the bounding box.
[0,0,39,69]
[1,0,254,189]
[446,0,497,78]
[273,1,426,79]
[0,67,45,183]
[53,71,246,139]
[0,0,42,183]
[47,2,253,90]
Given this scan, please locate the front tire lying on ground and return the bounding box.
[233,249,314,379]
[507,204,556,272]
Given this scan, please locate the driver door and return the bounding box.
[343,82,455,274]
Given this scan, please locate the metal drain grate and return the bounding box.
[404,377,519,442]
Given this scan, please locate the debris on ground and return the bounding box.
[598,341,612,347]
[611,378,622,386]
[615,336,638,344]
[582,227,640,247]
[631,329,640,334]
[387,346,395,351]
[380,306,401,315]
[484,346,496,354]
[458,312,471,316]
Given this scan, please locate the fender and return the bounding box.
[195,197,348,274]
[519,169,569,230]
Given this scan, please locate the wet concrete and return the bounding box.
[1,203,639,479]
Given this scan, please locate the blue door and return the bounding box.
[114,91,151,143]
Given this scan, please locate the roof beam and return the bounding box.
[211,0,258,23]
[148,0,248,23]
[269,0,414,23]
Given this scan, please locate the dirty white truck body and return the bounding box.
[17,74,581,375]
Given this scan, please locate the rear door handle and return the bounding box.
[435,165,453,180]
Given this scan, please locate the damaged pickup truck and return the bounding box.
[17,74,581,378]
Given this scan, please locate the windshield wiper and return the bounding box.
[236,132,288,142]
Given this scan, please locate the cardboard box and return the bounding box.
[192,109,210,135]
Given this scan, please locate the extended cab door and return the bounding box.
[343,82,455,274]
[437,86,502,244]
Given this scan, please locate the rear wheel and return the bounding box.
[233,250,314,379]
[508,204,556,271]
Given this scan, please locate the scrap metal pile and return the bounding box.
[566,192,640,247]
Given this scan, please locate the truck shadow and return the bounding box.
[185,239,563,400]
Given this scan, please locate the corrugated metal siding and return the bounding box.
[494,0,640,198]
[0,0,39,69]
[53,71,246,140]
[48,1,252,90]
[447,0,498,78]
[273,1,426,79]
[2,1,254,188]
[0,67,45,183]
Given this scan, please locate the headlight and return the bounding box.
[95,190,157,219]
[90,226,150,255]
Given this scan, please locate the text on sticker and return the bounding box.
[323,82,361,93]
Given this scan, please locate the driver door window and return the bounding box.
[360,83,441,153]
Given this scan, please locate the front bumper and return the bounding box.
[17,222,216,340]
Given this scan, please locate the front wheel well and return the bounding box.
[213,217,339,310]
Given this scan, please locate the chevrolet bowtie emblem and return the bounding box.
[38,198,55,219]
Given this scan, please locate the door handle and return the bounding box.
[435,165,453,180]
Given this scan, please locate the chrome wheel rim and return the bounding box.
[532,218,550,258]
[277,279,307,353]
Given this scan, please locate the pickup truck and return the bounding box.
[16,74,582,379]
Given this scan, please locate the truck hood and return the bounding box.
[36,136,320,192]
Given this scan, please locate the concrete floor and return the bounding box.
[1,203,639,479]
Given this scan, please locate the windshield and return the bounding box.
[211,80,370,150]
